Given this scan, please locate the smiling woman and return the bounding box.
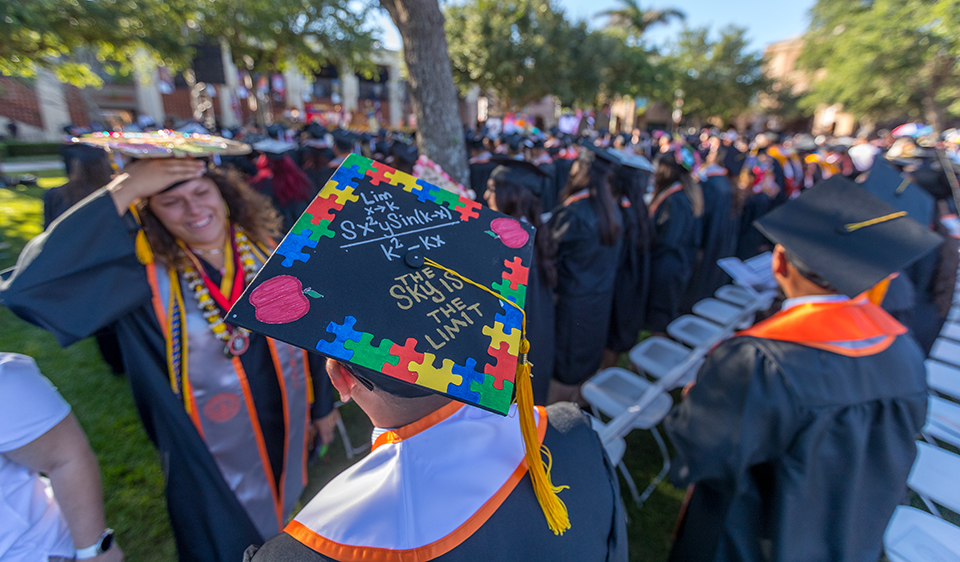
[0,158,339,562]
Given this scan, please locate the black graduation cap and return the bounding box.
[578,141,618,164]
[861,161,935,227]
[489,156,549,196]
[228,153,535,415]
[331,129,356,151]
[266,124,286,138]
[391,142,418,166]
[252,139,297,160]
[62,142,108,163]
[754,176,943,298]
[305,123,327,139]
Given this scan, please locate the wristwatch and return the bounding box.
[75,529,114,560]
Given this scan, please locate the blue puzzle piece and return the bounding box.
[315,316,362,360]
[331,163,365,190]
[447,358,483,404]
[276,232,318,267]
[413,179,439,203]
[494,300,523,332]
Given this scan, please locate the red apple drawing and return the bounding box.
[249,275,311,324]
[490,218,529,249]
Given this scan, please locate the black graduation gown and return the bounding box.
[536,161,558,214]
[525,256,556,405]
[0,190,328,562]
[606,203,651,353]
[683,175,738,308]
[254,177,310,235]
[551,197,622,385]
[647,190,698,333]
[664,334,927,562]
[735,191,772,260]
[469,160,498,203]
[553,159,574,197]
[244,403,628,562]
[720,145,745,177]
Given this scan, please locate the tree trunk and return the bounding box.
[380,0,469,186]
[922,93,945,135]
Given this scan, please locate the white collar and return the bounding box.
[781,294,849,312]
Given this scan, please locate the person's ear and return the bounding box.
[772,244,790,279]
[326,359,357,403]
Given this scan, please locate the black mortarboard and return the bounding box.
[755,176,943,298]
[489,157,549,195]
[391,142,418,166]
[305,123,328,139]
[467,137,485,150]
[253,139,297,160]
[861,161,935,227]
[578,141,618,164]
[266,124,286,138]
[62,143,108,163]
[331,129,355,151]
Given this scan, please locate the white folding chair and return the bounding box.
[949,306,960,322]
[884,505,960,562]
[692,298,743,327]
[923,396,960,450]
[714,285,755,307]
[940,321,960,342]
[930,338,960,368]
[907,441,960,518]
[628,337,700,389]
[926,360,960,402]
[582,368,675,505]
[666,315,725,348]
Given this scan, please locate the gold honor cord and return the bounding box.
[423,257,571,535]
[895,178,910,195]
[844,211,907,233]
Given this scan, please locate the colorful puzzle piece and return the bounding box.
[494,300,523,332]
[428,185,464,211]
[408,353,462,393]
[304,193,344,224]
[291,214,335,241]
[344,333,399,372]
[502,257,529,290]
[319,182,360,206]
[365,160,394,186]
[455,198,482,221]
[385,169,420,193]
[482,321,521,356]
[316,316,362,360]
[491,279,527,308]
[330,163,366,190]
[483,341,517,390]
[276,232,318,267]
[470,374,514,413]
[447,358,484,403]
[411,180,439,203]
[382,338,424,383]
[343,153,375,176]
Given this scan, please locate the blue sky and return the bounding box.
[373,0,817,53]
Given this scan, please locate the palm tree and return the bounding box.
[596,0,685,38]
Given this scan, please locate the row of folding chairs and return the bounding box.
[584,280,777,506]
[884,281,960,561]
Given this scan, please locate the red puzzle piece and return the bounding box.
[383,338,424,383]
[365,161,394,186]
[305,194,344,224]
[483,341,516,390]
[456,198,482,221]
[502,257,529,290]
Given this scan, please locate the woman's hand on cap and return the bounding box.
[107,158,206,215]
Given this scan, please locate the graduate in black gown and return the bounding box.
[665,178,939,562]
[682,156,739,308]
[549,145,622,401]
[249,141,314,234]
[1,158,338,562]
[468,138,497,203]
[603,154,653,367]
[734,161,774,260]
[484,159,558,405]
[646,146,703,333]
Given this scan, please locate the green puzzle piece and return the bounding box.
[491,279,526,308]
[470,374,514,414]
[343,153,375,175]
[431,188,462,211]
[344,332,400,371]
[292,214,335,241]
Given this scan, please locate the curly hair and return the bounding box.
[135,165,282,270]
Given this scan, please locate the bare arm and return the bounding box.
[4,413,123,561]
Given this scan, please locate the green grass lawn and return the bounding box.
[0,171,684,561]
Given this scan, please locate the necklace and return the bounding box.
[182,227,259,357]
[191,247,223,256]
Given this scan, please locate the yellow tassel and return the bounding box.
[515,337,570,535]
[129,205,154,265]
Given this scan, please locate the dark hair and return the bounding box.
[301,148,332,171]
[783,248,837,292]
[61,157,114,208]
[137,165,282,270]
[610,165,653,253]
[653,157,704,217]
[491,176,558,288]
[559,153,621,246]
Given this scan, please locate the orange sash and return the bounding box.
[738,298,906,357]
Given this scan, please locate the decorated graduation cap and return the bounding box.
[754,176,943,298]
[73,130,250,159]
[228,153,570,534]
[861,160,935,228]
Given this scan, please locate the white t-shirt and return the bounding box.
[0,353,75,562]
